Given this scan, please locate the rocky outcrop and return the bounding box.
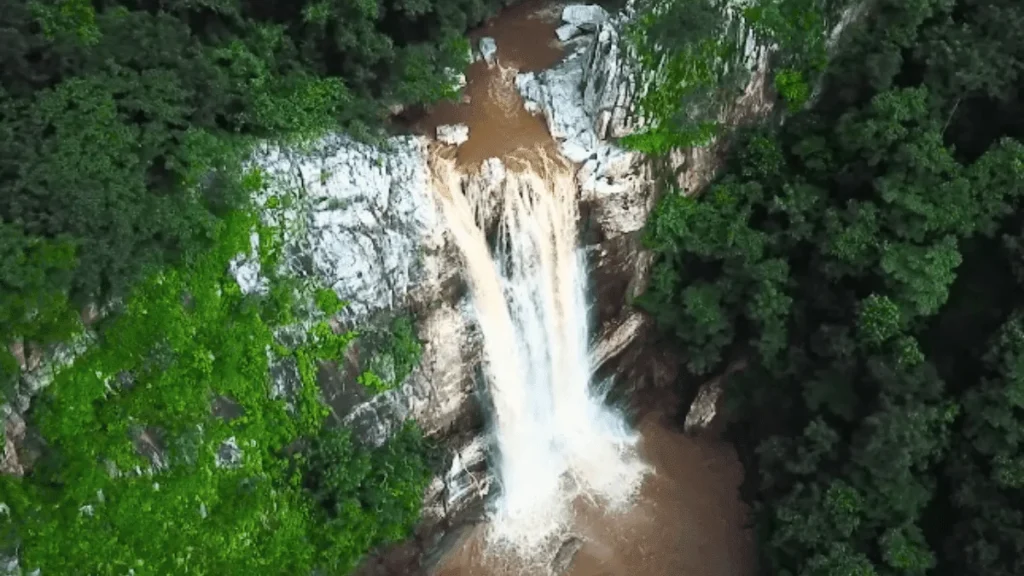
[236,135,443,321]
[684,378,723,433]
[1,411,25,476]
[437,123,470,146]
[478,37,498,66]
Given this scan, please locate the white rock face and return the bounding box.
[228,231,268,295]
[479,36,498,65]
[561,4,609,31]
[560,140,592,163]
[516,14,653,239]
[437,123,470,146]
[243,135,443,321]
[556,23,581,42]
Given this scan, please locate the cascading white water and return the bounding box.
[430,150,649,558]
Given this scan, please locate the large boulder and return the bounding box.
[478,37,498,65]
[684,378,723,433]
[555,23,582,42]
[437,123,470,146]
[551,535,584,574]
[561,4,609,31]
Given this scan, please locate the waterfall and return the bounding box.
[429,149,648,557]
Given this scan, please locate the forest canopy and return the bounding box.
[636,0,1024,575]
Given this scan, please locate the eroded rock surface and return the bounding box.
[1,412,25,477]
[240,135,443,322]
[561,4,608,31]
[437,123,470,146]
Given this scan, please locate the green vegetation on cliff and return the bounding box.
[0,0,483,572]
[623,0,841,154]
[638,0,1024,575]
[0,197,431,574]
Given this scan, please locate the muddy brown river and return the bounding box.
[404,2,755,575]
[409,0,565,167]
[435,410,754,576]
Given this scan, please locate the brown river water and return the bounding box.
[409,0,565,167]
[406,2,756,574]
[435,411,754,576]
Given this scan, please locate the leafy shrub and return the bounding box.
[303,422,432,574]
[355,315,424,394]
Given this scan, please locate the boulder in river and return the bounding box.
[561,4,609,31]
[437,123,470,146]
[551,535,584,574]
[479,36,498,65]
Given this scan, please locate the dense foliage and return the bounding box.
[638,0,1024,575]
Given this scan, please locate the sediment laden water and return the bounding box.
[429,150,649,559]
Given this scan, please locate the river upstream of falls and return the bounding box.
[402,2,756,575]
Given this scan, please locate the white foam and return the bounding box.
[430,150,649,558]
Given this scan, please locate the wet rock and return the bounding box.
[551,535,584,574]
[478,37,498,65]
[561,4,609,31]
[420,522,480,574]
[684,378,723,433]
[555,23,581,42]
[1,412,25,477]
[560,141,592,163]
[437,123,470,146]
[440,436,492,513]
[478,157,506,191]
[516,26,652,241]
